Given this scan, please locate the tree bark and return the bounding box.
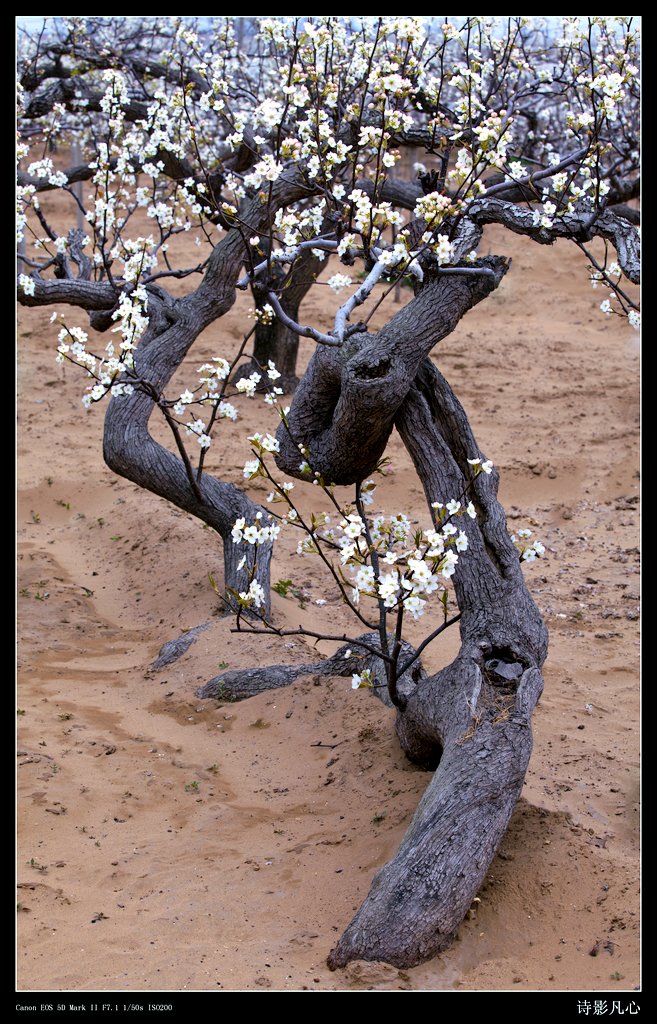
[102,175,321,610]
[274,256,509,485]
[196,635,426,703]
[326,362,548,968]
[202,350,549,970]
[102,291,275,613]
[465,198,640,284]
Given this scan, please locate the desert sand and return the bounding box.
[17,208,639,992]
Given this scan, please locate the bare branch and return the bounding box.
[333,259,388,342]
[266,291,340,347]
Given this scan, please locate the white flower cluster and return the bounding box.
[231,512,281,546]
[511,529,546,562]
[239,579,266,609]
[27,157,69,187]
[327,273,352,294]
[251,304,275,325]
[231,439,491,622]
[471,112,513,170]
[244,155,285,189]
[352,668,374,690]
[413,192,453,227]
[248,431,280,454]
[467,457,494,476]
[167,359,283,454]
[184,418,212,448]
[18,274,35,296]
[532,201,557,230]
[590,71,626,122]
[55,322,135,408]
[235,372,262,397]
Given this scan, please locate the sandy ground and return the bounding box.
[17,208,640,992]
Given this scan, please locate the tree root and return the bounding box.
[195,634,426,703]
[150,622,212,670]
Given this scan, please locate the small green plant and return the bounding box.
[206,764,219,774]
[30,511,41,523]
[208,572,220,595]
[214,681,237,703]
[110,535,122,541]
[372,811,387,825]
[55,499,71,509]
[610,972,625,981]
[184,781,200,793]
[17,708,26,716]
[34,591,49,601]
[217,661,229,669]
[258,576,312,607]
[58,712,73,721]
[28,858,47,873]
[19,588,30,597]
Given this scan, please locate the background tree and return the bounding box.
[17,15,640,969]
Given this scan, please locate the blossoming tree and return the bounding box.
[17,15,640,969]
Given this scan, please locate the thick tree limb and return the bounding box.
[150,622,212,670]
[17,276,117,310]
[275,256,509,485]
[18,163,102,192]
[466,197,640,283]
[24,77,151,123]
[102,291,274,612]
[357,176,422,212]
[327,663,543,968]
[609,203,640,226]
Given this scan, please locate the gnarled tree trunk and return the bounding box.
[198,254,549,968]
[102,291,274,612]
[100,175,322,612]
[326,361,548,968]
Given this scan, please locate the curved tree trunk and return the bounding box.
[102,290,274,613]
[199,341,549,968]
[107,232,549,965]
[101,175,321,611]
[326,361,548,968]
[19,170,322,614]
